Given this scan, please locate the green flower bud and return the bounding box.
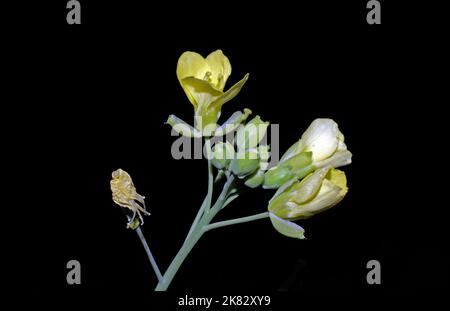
[263,166,294,189]
[244,170,265,188]
[268,166,348,220]
[280,151,314,179]
[211,142,235,170]
[230,149,260,178]
[236,116,269,151]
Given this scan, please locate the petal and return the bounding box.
[288,169,347,220]
[296,118,340,162]
[177,52,211,108]
[181,76,223,109]
[176,51,210,81]
[291,166,330,204]
[287,179,342,219]
[326,168,348,195]
[279,141,299,163]
[206,50,232,91]
[209,73,249,110]
[269,212,305,239]
[315,150,352,169]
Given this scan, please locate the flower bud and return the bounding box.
[263,152,313,189]
[236,116,269,151]
[263,166,294,189]
[243,145,270,188]
[268,166,347,220]
[211,141,235,170]
[244,170,265,188]
[294,118,352,167]
[230,149,260,178]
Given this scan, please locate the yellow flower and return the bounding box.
[293,118,352,168]
[263,118,352,189]
[110,169,150,228]
[269,166,348,220]
[267,166,348,239]
[176,50,249,134]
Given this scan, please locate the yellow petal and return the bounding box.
[209,73,249,110]
[291,166,330,204]
[176,52,211,108]
[181,76,223,109]
[288,169,347,219]
[206,50,232,91]
[326,167,348,196]
[287,179,341,219]
[176,51,210,80]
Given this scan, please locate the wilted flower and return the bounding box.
[110,169,150,228]
[176,50,249,135]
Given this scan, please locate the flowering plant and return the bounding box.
[110,50,352,291]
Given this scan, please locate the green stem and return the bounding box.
[185,139,214,241]
[203,212,269,232]
[135,226,163,283]
[155,226,204,291]
[204,139,214,211]
[155,175,235,291]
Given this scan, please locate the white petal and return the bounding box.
[297,118,339,162]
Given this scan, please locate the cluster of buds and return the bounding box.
[211,115,270,187]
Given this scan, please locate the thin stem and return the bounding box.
[222,193,239,209]
[203,212,269,232]
[185,139,214,241]
[184,194,208,242]
[135,226,163,283]
[155,226,204,291]
[204,139,214,211]
[155,175,236,291]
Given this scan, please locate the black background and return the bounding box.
[4,0,448,302]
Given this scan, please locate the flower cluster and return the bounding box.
[109,49,353,291]
[166,50,353,239]
[264,119,352,238]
